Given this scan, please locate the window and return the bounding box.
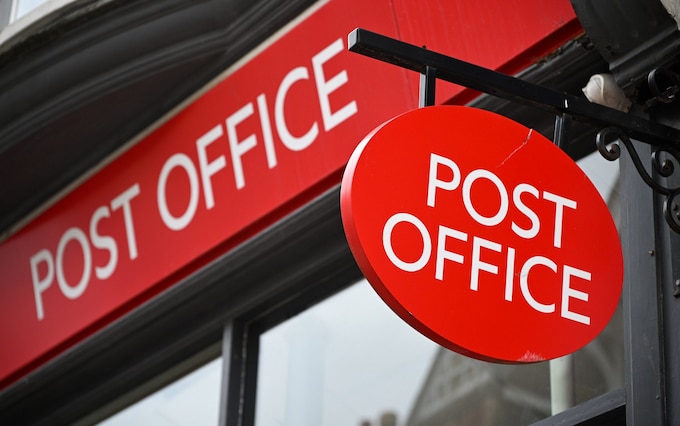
[14,0,49,19]
[0,0,57,31]
[76,346,223,426]
[255,281,437,425]
[254,279,622,426]
[99,357,223,426]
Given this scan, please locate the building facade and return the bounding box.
[0,0,678,424]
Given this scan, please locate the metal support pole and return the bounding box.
[653,150,680,426]
[419,65,436,107]
[549,113,575,415]
[220,321,259,426]
[620,141,666,425]
[550,355,575,414]
[553,114,572,150]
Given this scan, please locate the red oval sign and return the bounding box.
[341,106,623,363]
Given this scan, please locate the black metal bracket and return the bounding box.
[597,127,680,232]
[348,28,680,233]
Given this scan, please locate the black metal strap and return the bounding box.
[348,27,680,234]
[348,28,680,146]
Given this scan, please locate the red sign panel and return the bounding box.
[0,0,413,388]
[0,0,580,387]
[341,106,623,363]
[391,0,582,104]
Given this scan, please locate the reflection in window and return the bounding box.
[408,305,622,425]
[256,281,438,426]
[256,280,622,426]
[14,0,49,18]
[98,356,222,426]
[0,0,51,30]
[255,153,622,426]
[0,0,10,28]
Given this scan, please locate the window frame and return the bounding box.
[224,180,628,426]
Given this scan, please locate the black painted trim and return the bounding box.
[531,389,625,426]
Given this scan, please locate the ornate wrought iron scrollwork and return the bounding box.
[597,127,680,232]
[648,68,680,103]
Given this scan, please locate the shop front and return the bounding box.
[0,0,678,424]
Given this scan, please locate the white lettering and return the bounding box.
[256,93,278,169]
[378,210,593,324]
[511,183,540,239]
[276,67,319,151]
[505,246,516,301]
[196,124,226,206]
[383,213,431,272]
[89,206,117,280]
[55,227,92,300]
[462,169,509,226]
[562,265,591,325]
[520,256,557,313]
[111,183,140,259]
[158,154,199,231]
[30,249,54,320]
[427,153,461,208]
[312,38,358,131]
[470,236,502,291]
[226,104,257,190]
[543,191,577,248]
[435,225,467,280]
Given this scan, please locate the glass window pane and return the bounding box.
[15,0,49,19]
[98,356,223,426]
[255,278,622,426]
[256,281,438,426]
[0,0,11,28]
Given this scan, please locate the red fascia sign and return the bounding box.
[0,0,581,387]
[0,0,413,388]
[341,106,623,363]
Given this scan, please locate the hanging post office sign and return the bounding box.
[341,106,623,363]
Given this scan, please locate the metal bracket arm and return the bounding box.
[348,27,680,233]
[598,127,680,232]
[348,28,680,146]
